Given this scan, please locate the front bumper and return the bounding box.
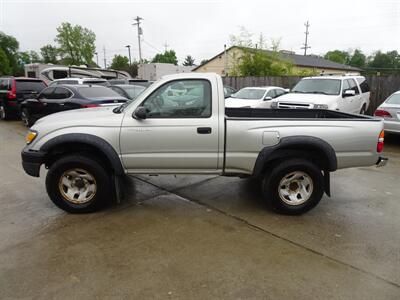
[21,146,46,177]
[376,156,388,167]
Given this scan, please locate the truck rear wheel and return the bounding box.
[46,154,111,213]
[262,158,324,215]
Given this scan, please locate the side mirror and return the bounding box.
[264,96,272,101]
[343,89,356,97]
[284,88,290,93]
[133,106,147,119]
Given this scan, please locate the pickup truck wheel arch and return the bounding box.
[253,136,338,177]
[40,133,125,176]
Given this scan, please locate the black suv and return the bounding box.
[0,77,47,120]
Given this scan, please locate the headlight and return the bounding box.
[314,104,329,109]
[25,130,37,144]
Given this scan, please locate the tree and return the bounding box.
[367,50,400,74]
[200,59,208,65]
[55,22,96,65]
[229,26,254,47]
[0,31,20,74]
[110,55,130,70]
[151,50,178,65]
[183,55,195,66]
[0,48,11,76]
[324,50,350,65]
[348,49,366,68]
[41,44,59,64]
[29,51,41,63]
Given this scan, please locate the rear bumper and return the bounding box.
[376,156,388,167]
[21,147,46,177]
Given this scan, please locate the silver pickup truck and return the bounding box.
[21,73,387,215]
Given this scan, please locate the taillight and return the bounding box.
[377,130,384,153]
[374,109,392,118]
[81,104,100,108]
[6,80,16,100]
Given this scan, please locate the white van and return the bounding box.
[271,75,370,114]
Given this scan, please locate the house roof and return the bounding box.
[193,46,362,72]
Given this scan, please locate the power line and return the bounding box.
[142,39,162,53]
[301,20,311,55]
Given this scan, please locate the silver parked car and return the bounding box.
[374,91,400,134]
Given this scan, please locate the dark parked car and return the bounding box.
[20,84,128,127]
[108,79,152,87]
[109,84,146,100]
[0,77,47,120]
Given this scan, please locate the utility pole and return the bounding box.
[133,16,143,63]
[301,20,311,56]
[126,45,132,66]
[163,42,169,52]
[103,46,107,68]
[95,52,99,67]
[223,44,228,76]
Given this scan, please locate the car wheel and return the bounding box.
[21,108,33,127]
[46,154,111,213]
[262,158,324,215]
[0,102,9,120]
[359,104,367,115]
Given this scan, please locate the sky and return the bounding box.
[0,0,399,66]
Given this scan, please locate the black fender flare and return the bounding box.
[253,135,338,177]
[40,133,125,176]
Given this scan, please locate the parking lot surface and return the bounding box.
[1,120,399,299]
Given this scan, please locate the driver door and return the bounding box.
[120,79,220,173]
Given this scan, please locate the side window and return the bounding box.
[0,79,8,90]
[347,79,360,94]
[266,89,277,98]
[274,89,286,97]
[342,80,350,94]
[142,79,211,118]
[38,87,56,99]
[53,87,72,100]
[357,77,370,93]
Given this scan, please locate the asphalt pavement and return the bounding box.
[0,120,399,299]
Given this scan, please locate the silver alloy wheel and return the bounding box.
[58,168,97,204]
[278,171,314,206]
[0,104,5,119]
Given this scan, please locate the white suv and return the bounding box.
[271,75,370,114]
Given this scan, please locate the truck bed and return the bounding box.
[225,107,373,119]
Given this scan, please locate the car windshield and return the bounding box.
[386,93,400,105]
[15,80,46,92]
[231,88,266,100]
[124,86,146,99]
[78,86,122,98]
[292,79,341,95]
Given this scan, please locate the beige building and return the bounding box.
[193,46,361,75]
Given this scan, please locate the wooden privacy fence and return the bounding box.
[222,75,400,114]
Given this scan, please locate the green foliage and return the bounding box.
[367,50,400,74]
[231,48,295,76]
[151,50,178,65]
[324,50,350,65]
[0,48,11,76]
[110,55,130,70]
[348,49,366,68]
[41,44,59,64]
[0,31,19,74]
[55,22,96,65]
[183,55,195,66]
[200,59,208,65]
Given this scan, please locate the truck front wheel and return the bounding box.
[46,154,111,213]
[262,158,324,215]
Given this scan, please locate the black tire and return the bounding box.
[45,154,112,213]
[360,104,366,115]
[21,107,34,127]
[0,102,11,120]
[262,158,324,215]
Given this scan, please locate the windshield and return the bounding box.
[231,88,266,100]
[124,86,146,99]
[292,79,341,95]
[78,86,122,99]
[386,93,400,105]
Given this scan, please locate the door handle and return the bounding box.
[197,127,212,134]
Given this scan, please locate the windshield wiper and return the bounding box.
[113,101,131,114]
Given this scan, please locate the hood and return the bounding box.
[32,106,124,130]
[225,97,262,108]
[273,93,338,105]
